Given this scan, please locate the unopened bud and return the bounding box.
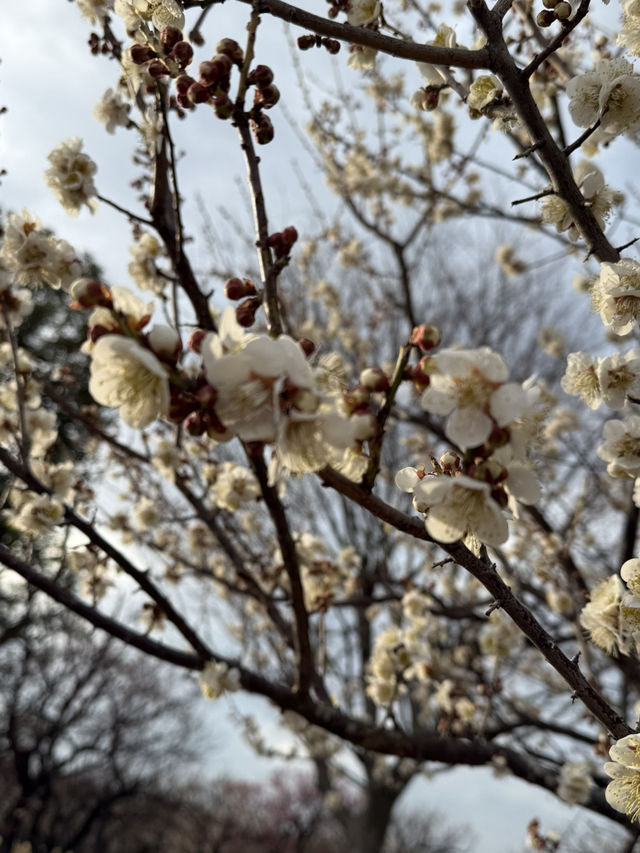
[360,367,390,393]
[161,26,183,52]
[184,411,207,436]
[147,324,182,362]
[439,450,460,474]
[195,382,218,410]
[172,40,194,68]
[176,74,196,95]
[554,1,571,18]
[351,412,377,441]
[70,278,112,309]
[216,38,244,64]
[536,8,556,25]
[248,64,274,88]
[130,44,156,65]
[254,83,280,109]
[148,59,169,78]
[251,113,274,144]
[225,277,256,300]
[213,94,234,119]
[322,38,341,54]
[413,355,436,391]
[344,384,371,415]
[298,338,315,357]
[188,82,210,104]
[236,296,261,327]
[297,34,316,50]
[410,323,441,351]
[188,329,207,354]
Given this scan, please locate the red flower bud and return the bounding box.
[216,38,244,64]
[359,367,390,393]
[297,35,316,50]
[248,64,274,88]
[130,44,156,65]
[148,59,169,79]
[188,329,207,354]
[298,338,315,357]
[161,27,183,52]
[225,277,256,300]
[322,38,341,54]
[235,297,261,327]
[410,323,441,351]
[254,83,280,110]
[212,94,234,119]
[172,40,194,69]
[251,114,274,145]
[187,82,210,104]
[176,74,196,95]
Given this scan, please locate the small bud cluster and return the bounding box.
[324,0,350,20]
[175,38,243,113]
[267,226,298,259]
[297,34,341,54]
[247,64,280,144]
[130,26,194,80]
[407,323,441,392]
[536,0,572,27]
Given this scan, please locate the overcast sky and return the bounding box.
[1,3,637,851]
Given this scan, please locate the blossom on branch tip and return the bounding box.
[44,138,98,217]
[420,347,526,450]
[604,734,640,821]
[592,259,640,336]
[88,334,170,428]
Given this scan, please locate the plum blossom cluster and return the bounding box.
[561,349,640,410]
[396,341,540,548]
[44,139,98,217]
[566,58,640,142]
[592,258,640,336]
[604,734,640,822]
[540,162,621,242]
[0,210,81,291]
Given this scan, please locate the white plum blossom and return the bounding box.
[540,162,620,242]
[93,88,130,134]
[566,58,640,137]
[413,474,509,546]
[89,335,170,428]
[619,0,640,56]
[467,75,502,111]
[346,0,380,27]
[202,309,362,477]
[604,734,640,822]
[198,661,241,699]
[622,556,640,594]
[592,259,640,336]
[128,232,167,294]
[211,462,261,512]
[417,25,458,86]
[597,416,640,477]
[114,0,185,31]
[420,347,526,450]
[11,495,64,537]
[0,210,81,291]
[580,574,628,655]
[346,46,378,71]
[44,138,98,216]
[599,350,640,408]
[77,0,114,24]
[557,762,593,805]
[561,352,601,409]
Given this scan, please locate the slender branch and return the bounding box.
[184,0,491,69]
[234,8,283,335]
[523,0,591,80]
[318,465,632,740]
[96,194,154,226]
[563,118,602,157]
[249,453,316,695]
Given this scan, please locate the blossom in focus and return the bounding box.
[420,347,526,449]
[88,334,170,428]
[467,75,502,111]
[566,58,640,136]
[0,209,81,291]
[44,138,98,216]
[114,0,185,31]
[93,88,130,134]
[413,474,509,546]
[604,734,640,822]
[592,259,640,336]
[579,574,627,655]
[597,416,640,477]
[540,162,620,242]
[599,350,640,408]
[561,352,601,409]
